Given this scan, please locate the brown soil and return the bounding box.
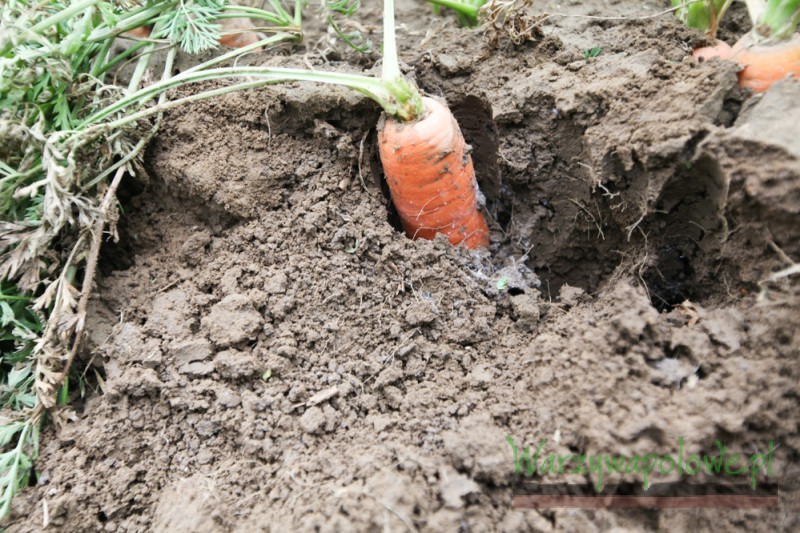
[8,1,800,531]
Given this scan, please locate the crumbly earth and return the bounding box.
[7,1,800,531]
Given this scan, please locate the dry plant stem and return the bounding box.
[35,48,175,409]
[768,263,800,281]
[55,166,125,394]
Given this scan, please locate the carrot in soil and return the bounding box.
[730,32,800,92]
[693,40,732,61]
[124,17,266,48]
[378,96,490,249]
[673,0,734,61]
[682,0,800,91]
[372,0,489,249]
[90,0,490,249]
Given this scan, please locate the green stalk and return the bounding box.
[81,66,418,128]
[757,0,800,39]
[89,36,114,78]
[381,0,423,120]
[4,31,301,189]
[745,0,767,23]
[382,0,401,82]
[672,0,729,35]
[427,0,481,19]
[127,43,155,93]
[81,46,177,191]
[219,6,289,25]
[28,0,99,34]
[267,0,293,23]
[84,2,180,44]
[294,0,304,27]
[93,40,150,77]
[80,0,423,126]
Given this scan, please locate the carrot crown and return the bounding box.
[673,0,800,41]
[380,0,424,121]
[756,0,800,41]
[672,0,731,37]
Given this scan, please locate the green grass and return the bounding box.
[583,46,603,59]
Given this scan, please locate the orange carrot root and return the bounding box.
[123,19,265,49]
[731,33,800,92]
[218,18,267,48]
[125,26,152,38]
[693,41,732,62]
[378,96,490,249]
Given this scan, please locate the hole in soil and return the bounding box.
[98,173,145,276]
[451,95,501,202]
[641,157,726,310]
[643,241,697,312]
[97,511,108,523]
[371,89,631,297]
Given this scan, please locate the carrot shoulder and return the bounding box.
[378,96,490,249]
[693,41,732,61]
[731,33,800,92]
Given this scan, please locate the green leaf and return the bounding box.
[156,0,226,54]
[0,423,24,448]
[0,302,14,327]
[497,277,509,291]
[7,366,31,389]
[583,47,603,59]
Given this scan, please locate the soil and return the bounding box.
[7,0,800,531]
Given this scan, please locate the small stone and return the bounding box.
[468,366,494,387]
[196,449,214,465]
[404,302,437,326]
[115,368,162,397]
[264,271,288,294]
[440,471,480,509]
[559,284,586,307]
[214,349,257,380]
[217,389,242,408]
[172,340,213,365]
[179,361,215,378]
[110,323,163,367]
[437,53,470,76]
[299,406,326,434]
[511,293,540,330]
[371,415,395,432]
[702,308,743,351]
[202,294,263,347]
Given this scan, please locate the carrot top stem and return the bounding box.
[756,0,800,41]
[382,0,401,82]
[381,0,423,121]
[672,0,729,36]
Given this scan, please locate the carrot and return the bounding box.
[692,40,732,61]
[218,17,267,48]
[682,0,800,92]
[125,25,152,38]
[719,0,800,91]
[730,33,800,92]
[378,96,490,249]
[124,19,266,49]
